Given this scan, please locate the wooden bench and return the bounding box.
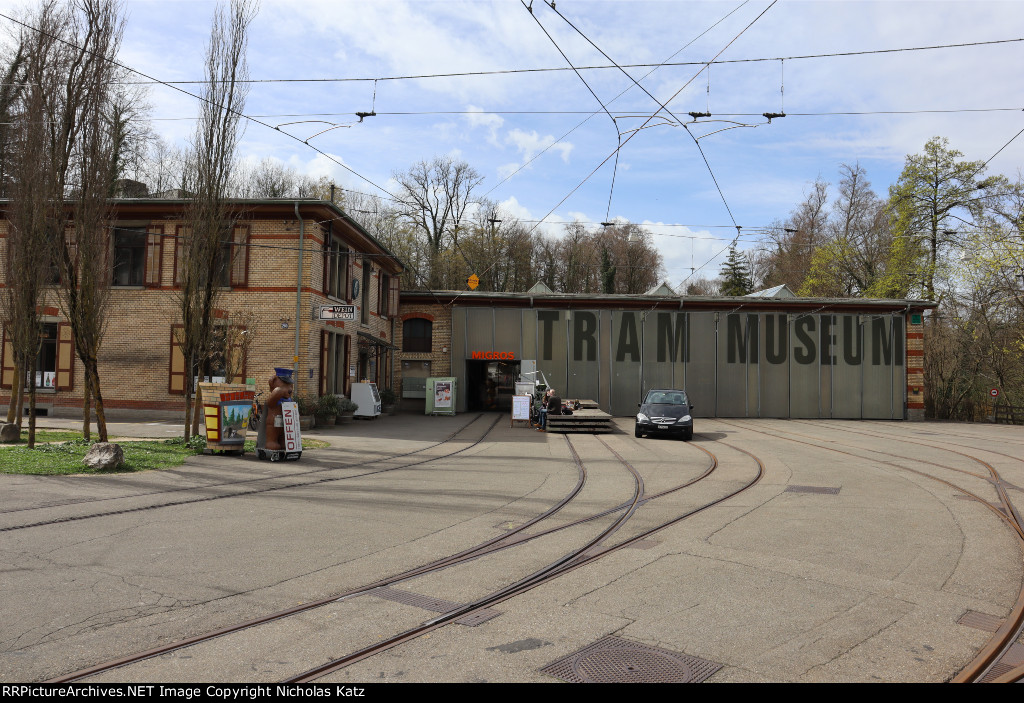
[546,400,614,434]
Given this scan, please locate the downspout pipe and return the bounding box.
[294,202,305,395]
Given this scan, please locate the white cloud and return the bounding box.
[465,106,504,146]
[506,129,574,163]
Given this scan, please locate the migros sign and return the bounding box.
[470,351,516,360]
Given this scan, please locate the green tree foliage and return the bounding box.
[887,136,1002,302]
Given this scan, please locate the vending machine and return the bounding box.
[351,382,382,418]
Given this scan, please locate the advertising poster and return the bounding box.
[435,381,452,408]
[512,395,531,421]
[217,401,251,445]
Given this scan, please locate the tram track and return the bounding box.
[45,430,755,684]
[716,418,1024,684]
[1,414,503,533]
[286,435,762,684]
[0,413,486,517]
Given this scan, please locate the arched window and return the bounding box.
[403,318,432,353]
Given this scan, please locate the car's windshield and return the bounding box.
[646,391,687,405]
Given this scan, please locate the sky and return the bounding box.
[4,0,1023,289]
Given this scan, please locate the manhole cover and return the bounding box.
[574,647,694,683]
[540,636,720,684]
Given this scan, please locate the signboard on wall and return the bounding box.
[319,305,356,321]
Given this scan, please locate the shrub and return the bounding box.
[379,387,397,405]
[316,393,341,415]
[294,394,318,415]
[338,397,358,414]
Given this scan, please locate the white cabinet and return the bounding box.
[351,383,381,418]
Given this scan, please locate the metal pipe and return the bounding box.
[294,202,305,395]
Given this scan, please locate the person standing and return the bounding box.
[538,388,561,431]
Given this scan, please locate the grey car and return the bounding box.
[635,389,694,441]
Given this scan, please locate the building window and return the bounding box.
[361,261,371,324]
[403,318,432,353]
[112,227,147,286]
[34,322,57,389]
[321,331,350,396]
[378,273,390,317]
[214,231,233,288]
[323,236,350,300]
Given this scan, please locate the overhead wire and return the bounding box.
[112,37,1024,86]
[478,0,750,201]
[521,0,623,222]
[522,0,779,242]
[0,9,398,206]
[541,0,745,230]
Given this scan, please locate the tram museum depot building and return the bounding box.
[0,198,403,418]
[396,288,937,421]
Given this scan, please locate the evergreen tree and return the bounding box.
[720,244,752,296]
[600,246,616,294]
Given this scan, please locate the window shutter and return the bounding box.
[319,330,329,396]
[1,327,14,390]
[342,334,351,396]
[168,325,185,394]
[173,226,186,287]
[55,322,74,391]
[346,252,355,303]
[229,225,249,287]
[322,240,331,295]
[388,276,400,318]
[145,226,163,287]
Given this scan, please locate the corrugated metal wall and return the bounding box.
[452,307,904,419]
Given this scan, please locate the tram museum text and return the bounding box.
[531,311,904,366]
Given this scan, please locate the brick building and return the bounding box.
[396,289,935,420]
[0,199,403,419]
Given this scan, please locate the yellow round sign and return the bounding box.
[467,274,480,290]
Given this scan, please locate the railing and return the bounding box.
[994,405,1024,425]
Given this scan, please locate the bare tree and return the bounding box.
[52,0,125,443]
[2,0,126,445]
[598,223,663,294]
[0,40,26,199]
[757,179,829,291]
[177,0,255,439]
[393,156,483,288]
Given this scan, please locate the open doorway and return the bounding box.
[466,360,520,412]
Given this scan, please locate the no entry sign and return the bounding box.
[991,388,1000,398]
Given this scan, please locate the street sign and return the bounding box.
[990,388,1000,398]
[467,274,480,290]
[318,304,356,321]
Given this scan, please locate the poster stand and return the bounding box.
[511,394,532,428]
[425,377,457,416]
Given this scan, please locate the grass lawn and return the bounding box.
[0,434,330,476]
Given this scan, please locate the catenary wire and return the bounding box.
[521,0,624,222]
[111,37,1024,85]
